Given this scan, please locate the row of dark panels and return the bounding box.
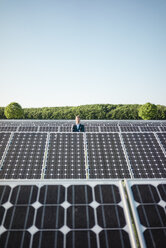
[0,120,166,127]
[0,180,165,248]
[0,132,166,179]
[1,125,166,132]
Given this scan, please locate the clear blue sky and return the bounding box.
[0,0,166,108]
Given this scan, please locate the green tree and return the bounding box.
[0,107,5,119]
[138,102,157,120]
[5,102,24,119]
[156,105,166,120]
[107,105,140,120]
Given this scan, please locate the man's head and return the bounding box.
[75,115,80,125]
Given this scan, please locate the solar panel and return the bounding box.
[60,126,72,132]
[0,133,47,179]
[0,127,17,132]
[120,126,140,132]
[132,122,148,126]
[119,122,132,126]
[84,126,100,132]
[103,122,119,126]
[0,180,137,248]
[86,133,131,178]
[39,126,59,132]
[0,121,21,126]
[45,133,86,179]
[100,126,119,132]
[140,126,160,132]
[18,127,38,132]
[19,122,38,127]
[122,133,166,178]
[125,179,166,248]
[147,122,163,126]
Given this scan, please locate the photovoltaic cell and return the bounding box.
[10,185,38,204]
[0,185,11,204]
[126,179,166,248]
[0,231,31,248]
[0,180,136,248]
[86,133,131,178]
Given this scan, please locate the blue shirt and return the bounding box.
[77,124,80,130]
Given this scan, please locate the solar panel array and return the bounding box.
[0,120,166,247]
[0,180,137,248]
[0,120,166,180]
[0,120,166,132]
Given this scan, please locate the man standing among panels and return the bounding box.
[72,116,84,132]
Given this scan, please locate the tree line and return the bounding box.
[0,102,166,120]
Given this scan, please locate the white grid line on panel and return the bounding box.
[16,126,20,132]
[138,126,142,132]
[0,132,14,170]
[83,133,89,179]
[119,133,134,179]
[29,184,41,248]
[118,123,121,132]
[154,133,166,157]
[41,133,50,179]
[158,126,163,132]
